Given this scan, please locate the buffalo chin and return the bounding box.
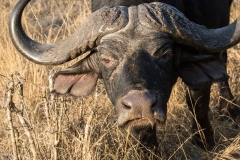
[121,119,159,149]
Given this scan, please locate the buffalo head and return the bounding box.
[10,0,240,148]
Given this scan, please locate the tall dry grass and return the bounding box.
[0,0,239,159]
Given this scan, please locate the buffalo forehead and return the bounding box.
[100,29,172,57]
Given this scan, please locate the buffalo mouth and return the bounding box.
[119,115,166,139]
[120,118,160,148]
[121,117,159,133]
[117,106,167,131]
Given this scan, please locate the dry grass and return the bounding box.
[0,0,239,159]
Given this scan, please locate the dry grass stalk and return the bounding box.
[41,70,68,160]
[0,0,239,159]
[15,73,38,160]
[83,89,100,159]
[5,74,19,160]
[5,73,39,159]
[47,71,59,160]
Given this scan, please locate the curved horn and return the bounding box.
[138,3,240,52]
[9,0,129,65]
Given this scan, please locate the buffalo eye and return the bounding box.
[156,50,173,72]
[156,50,172,63]
[100,55,115,68]
[161,50,172,60]
[102,58,111,64]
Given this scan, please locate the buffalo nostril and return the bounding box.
[150,97,157,108]
[146,93,157,109]
[122,98,134,110]
[154,110,166,123]
[123,103,132,110]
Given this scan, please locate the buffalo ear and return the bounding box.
[178,60,229,88]
[52,53,100,96]
[53,73,98,96]
[174,46,229,88]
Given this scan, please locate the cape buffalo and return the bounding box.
[10,0,240,151]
